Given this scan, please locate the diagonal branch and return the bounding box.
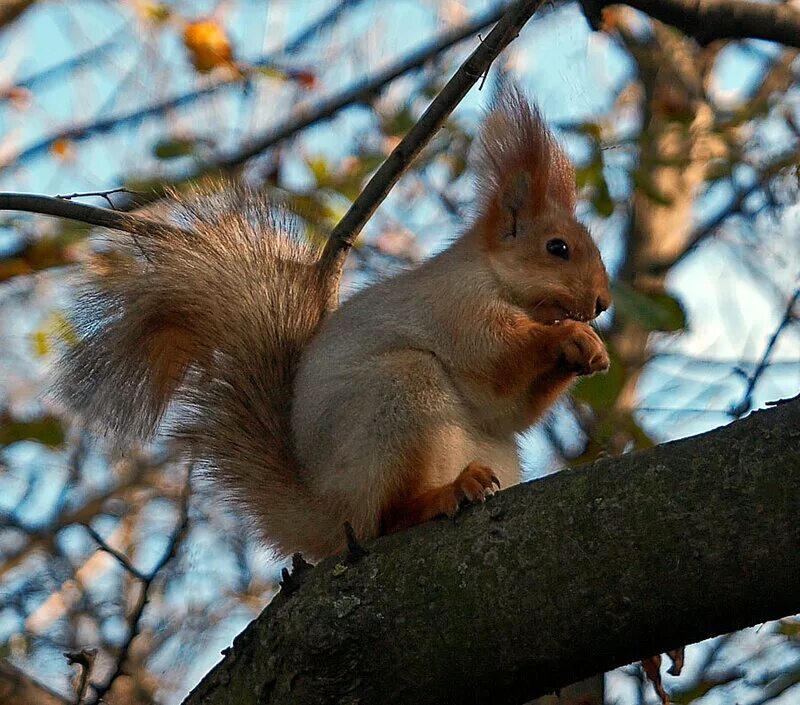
[182,398,800,705]
[209,0,528,174]
[729,287,800,418]
[320,0,546,300]
[0,0,540,279]
[84,478,191,705]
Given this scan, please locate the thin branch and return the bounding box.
[82,524,147,582]
[56,188,134,210]
[0,2,520,239]
[0,2,527,245]
[280,0,371,55]
[211,0,522,173]
[730,287,800,418]
[84,477,191,705]
[0,191,187,238]
[319,0,545,303]
[2,28,125,94]
[0,461,159,581]
[0,0,371,172]
[650,153,800,274]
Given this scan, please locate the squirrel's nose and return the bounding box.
[595,295,610,317]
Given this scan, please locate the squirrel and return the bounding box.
[54,88,611,561]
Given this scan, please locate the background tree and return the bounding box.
[0,1,798,704]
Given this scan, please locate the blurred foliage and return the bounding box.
[0,414,64,448]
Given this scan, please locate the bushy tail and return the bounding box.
[55,186,341,558]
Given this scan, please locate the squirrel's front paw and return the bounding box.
[558,322,609,375]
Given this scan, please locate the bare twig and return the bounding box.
[650,154,800,274]
[82,523,147,582]
[56,188,135,210]
[730,287,800,418]
[84,476,191,705]
[0,0,370,172]
[1,1,512,175]
[64,649,96,705]
[0,2,521,237]
[211,1,522,174]
[3,29,125,94]
[320,0,545,305]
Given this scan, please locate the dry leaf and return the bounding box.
[292,69,317,90]
[183,19,233,73]
[50,138,73,160]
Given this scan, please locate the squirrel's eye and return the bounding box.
[546,238,569,260]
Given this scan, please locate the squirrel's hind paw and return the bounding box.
[453,462,501,507]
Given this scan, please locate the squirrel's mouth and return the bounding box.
[548,304,593,324]
[526,298,598,325]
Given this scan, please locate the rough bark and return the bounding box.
[182,398,800,705]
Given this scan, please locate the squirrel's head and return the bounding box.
[470,87,611,325]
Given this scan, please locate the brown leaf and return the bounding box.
[183,19,233,73]
[50,137,73,160]
[292,69,317,90]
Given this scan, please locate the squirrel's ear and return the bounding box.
[502,172,531,215]
[473,85,576,219]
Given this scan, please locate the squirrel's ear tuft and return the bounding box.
[473,84,576,219]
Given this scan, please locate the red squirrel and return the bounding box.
[55,87,611,560]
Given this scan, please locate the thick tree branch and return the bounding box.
[182,398,800,705]
[320,0,545,299]
[617,0,800,48]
